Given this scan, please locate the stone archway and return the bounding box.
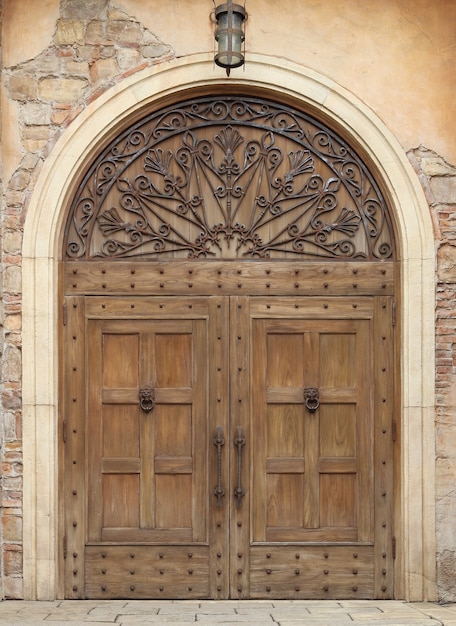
[22,53,436,600]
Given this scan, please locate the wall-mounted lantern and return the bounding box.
[213,1,247,76]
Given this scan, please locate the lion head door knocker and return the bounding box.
[139,384,155,413]
[304,387,320,412]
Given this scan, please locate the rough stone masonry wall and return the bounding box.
[0,0,174,599]
[0,0,455,602]
[408,147,456,602]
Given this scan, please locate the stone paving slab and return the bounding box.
[116,617,197,623]
[275,619,442,626]
[0,600,455,625]
[191,616,277,623]
[414,605,456,620]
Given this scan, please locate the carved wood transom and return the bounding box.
[64,96,395,261]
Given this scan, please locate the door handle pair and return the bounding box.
[213,426,246,507]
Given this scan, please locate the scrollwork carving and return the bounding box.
[64,96,395,261]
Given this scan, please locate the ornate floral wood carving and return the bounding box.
[64,97,395,261]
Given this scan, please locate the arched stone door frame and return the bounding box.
[22,53,436,600]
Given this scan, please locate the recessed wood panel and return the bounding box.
[154,405,192,457]
[267,334,304,387]
[102,405,139,458]
[155,333,192,387]
[320,333,356,388]
[155,475,193,529]
[320,474,356,528]
[267,474,304,528]
[102,474,139,528]
[319,404,356,458]
[267,404,303,457]
[102,334,139,388]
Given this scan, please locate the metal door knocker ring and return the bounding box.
[139,385,155,412]
[304,387,319,412]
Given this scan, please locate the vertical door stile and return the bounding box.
[373,296,395,598]
[209,296,230,598]
[250,316,267,546]
[87,317,103,545]
[192,318,208,543]
[303,331,320,530]
[229,296,250,599]
[140,331,156,530]
[356,318,374,544]
[62,295,86,599]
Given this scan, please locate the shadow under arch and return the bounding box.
[22,52,436,600]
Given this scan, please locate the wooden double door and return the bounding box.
[62,292,394,599]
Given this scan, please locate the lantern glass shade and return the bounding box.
[214,2,246,74]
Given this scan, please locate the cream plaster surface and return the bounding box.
[117,0,213,56]
[21,54,436,601]
[2,0,60,68]
[1,96,22,190]
[2,0,454,182]
[114,0,456,164]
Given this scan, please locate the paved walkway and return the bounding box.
[0,600,456,626]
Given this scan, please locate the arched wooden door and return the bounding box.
[61,95,396,600]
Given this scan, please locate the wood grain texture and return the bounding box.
[64,261,395,296]
[63,293,394,599]
[83,300,213,596]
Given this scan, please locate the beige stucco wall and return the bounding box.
[3,0,456,173]
[1,0,59,183]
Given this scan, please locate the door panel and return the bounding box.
[87,318,206,544]
[252,315,372,545]
[81,298,229,598]
[63,293,393,600]
[247,298,381,598]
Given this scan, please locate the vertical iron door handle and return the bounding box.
[234,426,246,505]
[214,426,225,506]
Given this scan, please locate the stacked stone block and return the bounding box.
[409,146,456,602]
